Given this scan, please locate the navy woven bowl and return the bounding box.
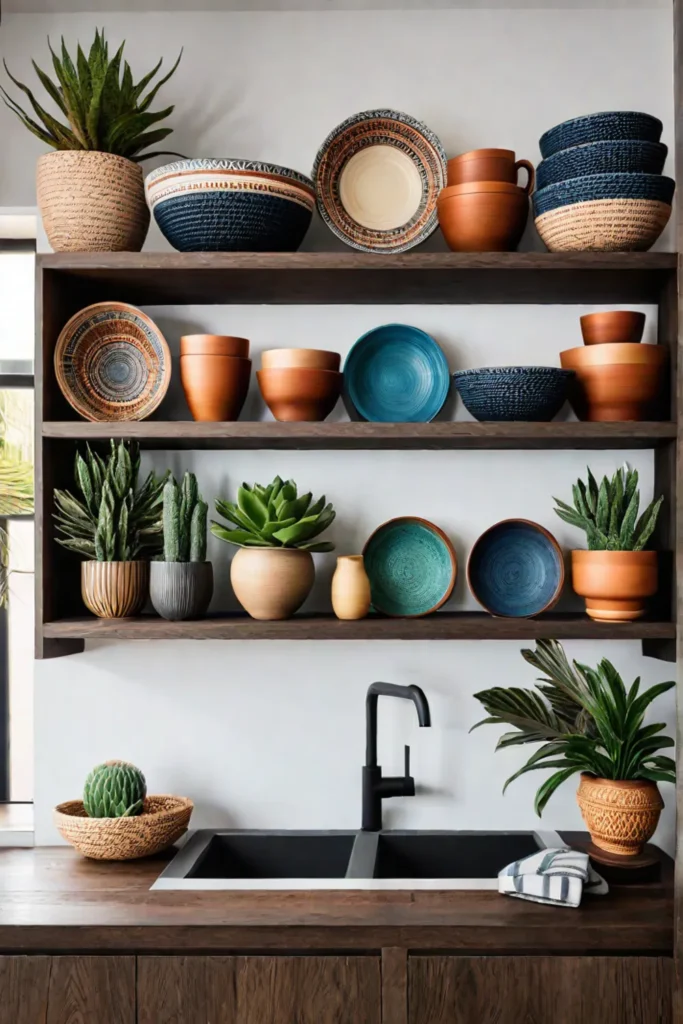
[453,366,574,422]
[536,140,667,192]
[539,111,663,159]
[533,172,675,218]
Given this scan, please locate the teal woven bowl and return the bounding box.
[363,517,457,617]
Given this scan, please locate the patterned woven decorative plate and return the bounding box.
[313,109,447,253]
[54,302,171,422]
[363,517,457,617]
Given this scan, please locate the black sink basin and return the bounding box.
[372,832,540,879]
[185,832,356,880]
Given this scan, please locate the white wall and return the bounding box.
[0,9,676,849]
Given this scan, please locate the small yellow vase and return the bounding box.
[331,555,371,620]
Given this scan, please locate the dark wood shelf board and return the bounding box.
[42,421,677,451]
[38,251,677,305]
[42,612,676,642]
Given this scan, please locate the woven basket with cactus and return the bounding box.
[150,472,213,621]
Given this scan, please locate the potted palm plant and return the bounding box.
[553,464,663,622]
[150,472,213,621]
[2,30,181,252]
[211,476,335,620]
[472,639,675,856]
[54,440,166,617]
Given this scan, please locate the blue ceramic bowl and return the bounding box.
[539,111,663,159]
[344,324,450,422]
[467,520,565,618]
[532,172,675,218]
[363,517,457,617]
[453,366,574,422]
[535,140,667,192]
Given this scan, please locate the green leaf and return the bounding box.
[586,467,599,514]
[237,486,268,530]
[618,486,640,550]
[297,541,335,552]
[633,495,663,551]
[209,523,265,548]
[596,476,610,532]
[534,767,578,817]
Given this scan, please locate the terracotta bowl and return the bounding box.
[180,335,250,358]
[579,312,646,346]
[559,343,667,421]
[180,354,251,421]
[261,348,341,372]
[437,182,529,252]
[256,367,342,421]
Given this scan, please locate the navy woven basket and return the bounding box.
[153,191,313,253]
[533,172,675,218]
[536,140,667,192]
[453,367,574,422]
[539,111,663,159]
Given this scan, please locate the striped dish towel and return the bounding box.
[498,847,608,908]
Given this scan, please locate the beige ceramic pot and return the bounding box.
[37,151,150,252]
[576,773,663,856]
[331,555,371,620]
[230,547,314,620]
[81,560,149,618]
[571,550,658,622]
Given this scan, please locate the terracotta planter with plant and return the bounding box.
[54,439,166,618]
[2,30,181,252]
[473,639,675,856]
[150,472,213,621]
[211,475,335,620]
[553,464,663,622]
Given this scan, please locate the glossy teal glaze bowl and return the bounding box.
[363,517,457,617]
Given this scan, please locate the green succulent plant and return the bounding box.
[1,29,182,160]
[211,476,335,552]
[471,639,675,816]
[162,472,208,562]
[553,464,663,551]
[83,760,147,818]
[54,440,167,562]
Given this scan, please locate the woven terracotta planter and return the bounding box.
[37,151,150,252]
[54,796,193,860]
[576,774,663,856]
[81,560,149,618]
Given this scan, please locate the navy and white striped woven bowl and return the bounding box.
[536,140,667,192]
[533,172,675,217]
[539,111,663,159]
[453,366,574,422]
[145,159,315,252]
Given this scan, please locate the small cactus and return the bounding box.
[162,472,207,562]
[82,760,147,818]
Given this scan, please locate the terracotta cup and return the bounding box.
[579,312,646,346]
[180,335,250,358]
[447,148,535,195]
[571,550,658,622]
[261,348,341,371]
[180,354,251,421]
[560,343,667,421]
[256,367,342,421]
[437,182,529,252]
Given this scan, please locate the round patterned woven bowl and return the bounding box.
[145,159,315,252]
[453,366,574,422]
[536,140,667,192]
[344,324,450,422]
[54,795,194,860]
[539,111,663,159]
[363,517,457,617]
[313,109,447,253]
[54,302,171,421]
[467,519,565,618]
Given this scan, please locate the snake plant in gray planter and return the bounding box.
[150,473,213,621]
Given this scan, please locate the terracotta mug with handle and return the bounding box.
[447,148,536,194]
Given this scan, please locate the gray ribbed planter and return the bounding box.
[149,561,213,621]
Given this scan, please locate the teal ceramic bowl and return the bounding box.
[363,517,457,617]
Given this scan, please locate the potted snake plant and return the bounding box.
[553,464,663,622]
[150,472,213,621]
[211,476,335,620]
[53,440,166,617]
[472,639,675,856]
[1,29,181,252]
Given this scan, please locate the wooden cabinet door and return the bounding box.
[0,956,135,1024]
[137,955,381,1024]
[408,955,672,1024]
[0,956,50,1024]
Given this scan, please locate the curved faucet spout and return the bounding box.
[365,682,432,768]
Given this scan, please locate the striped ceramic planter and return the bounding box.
[149,561,213,621]
[81,561,149,618]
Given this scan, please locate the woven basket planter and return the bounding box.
[539,111,663,159]
[536,198,671,252]
[54,795,193,860]
[81,560,149,618]
[576,774,663,856]
[452,366,574,422]
[37,151,150,252]
[536,140,668,192]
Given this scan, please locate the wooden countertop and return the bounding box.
[0,841,672,955]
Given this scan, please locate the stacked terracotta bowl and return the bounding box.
[257,349,342,421]
[560,312,667,421]
[180,335,251,421]
[437,148,534,252]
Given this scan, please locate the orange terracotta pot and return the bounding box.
[560,344,666,421]
[180,354,251,421]
[180,335,250,358]
[261,348,341,371]
[576,774,663,856]
[579,311,645,346]
[437,184,529,252]
[257,367,342,421]
[447,148,535,194]
[571,550,658,622]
